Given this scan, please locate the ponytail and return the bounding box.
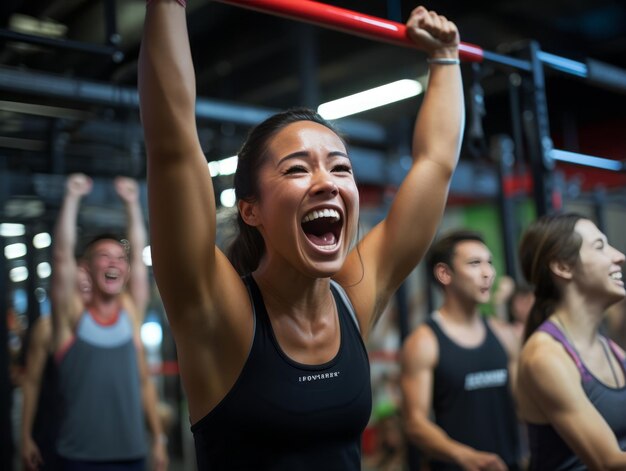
[227,212,265,276]
[523,291,556,342]
[518,213,584,343]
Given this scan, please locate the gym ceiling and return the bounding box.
[0,0,625,224]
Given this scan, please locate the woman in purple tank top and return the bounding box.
[517,213,626,470]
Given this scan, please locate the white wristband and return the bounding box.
[427,57,461,65]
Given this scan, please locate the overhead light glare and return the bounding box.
[318,79,423,120]
[37,262,52,279]
[142,245,152,267]
[141,320,163,348]
[209,155,238,177]
[0,223,26,237]
[10,266,29,283]
[5,243,27,260]
[33,232,52,249]
[9,13,67,38]
[220,188,237,208]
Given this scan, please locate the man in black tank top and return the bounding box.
[400,230,521,470]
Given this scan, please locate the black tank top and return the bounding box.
[191,275,372,470]
[426,315,520,470]
[527,320,626,471]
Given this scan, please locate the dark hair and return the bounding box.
[226,107,346,275]
[519,213,585,342]
[426,229,486,287]
[80,232,129,261]
[506,282,534,323]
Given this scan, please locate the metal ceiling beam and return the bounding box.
[0,66,387,145]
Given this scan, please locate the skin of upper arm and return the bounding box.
[337,160,454,337]
[128,247,149,320]
[21,317,51,439]
[488,318,520,393]
[146,153,250,336]
[400,325,438,431]
[139,4,251,336]
[521,338,626,469]
[25,318,51,381]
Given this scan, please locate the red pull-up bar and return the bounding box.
[214,0,485,62]
[215,0,626,87]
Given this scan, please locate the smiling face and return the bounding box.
[85,239,130,297]
[572,219,625,306]
[445,240,496,305]
[242,120,359,277]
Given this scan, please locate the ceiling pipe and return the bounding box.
[0,66,386,144]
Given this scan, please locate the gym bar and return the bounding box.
[550,149,625,172]
[215,0,626,92]
[213,0,485,62]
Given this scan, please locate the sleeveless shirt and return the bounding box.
[191,275,372,470]
[426,315,520,470]
[527,320,626,471]
[56,309,146,461]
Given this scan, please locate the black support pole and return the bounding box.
[492,135,518,278]
[521,41,555,217]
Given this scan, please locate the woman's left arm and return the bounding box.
[339,6,464,334]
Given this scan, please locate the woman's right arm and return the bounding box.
[520,337,626,470]
[138,1,252,418]
[138,1,248,332]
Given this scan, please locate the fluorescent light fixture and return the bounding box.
[209,155,238,177]
[318,79,423,120]
[37,262,52,279]
[142,245,152,267]
[220,188,237,208]
[33,232,52,249]
[10,13,67,38]
[0,223,25,237]
[5,243,27,260]
[10,266,28,283]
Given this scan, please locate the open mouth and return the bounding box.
[301,208,342,249]
[105,272,119,281]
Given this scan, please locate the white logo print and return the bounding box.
[464,369,508,390]
[298,371,340,382]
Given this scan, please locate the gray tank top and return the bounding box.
[56,309,147,461]
[527,320,626,470]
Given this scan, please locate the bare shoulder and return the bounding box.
[401,323,439,371]
[520,332,568,371]
[519,332,581,405]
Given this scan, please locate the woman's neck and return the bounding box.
[253,263,334,321]
[552,304,603,349]
[87,294,122,320]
